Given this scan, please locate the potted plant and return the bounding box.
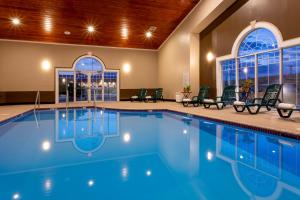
[183,85,191,93]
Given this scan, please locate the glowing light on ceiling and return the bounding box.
[121,27,128,39]
[11,18,20,25]
[87,25,95,33]
[146,31,152,38]
[44,16,52,32]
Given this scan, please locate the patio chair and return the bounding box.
[233,84,282,114]
[203,85,236,110]
[130,88,147,102]
[276,103,299,118]
[145,88,164,102]
[182,85,209,107]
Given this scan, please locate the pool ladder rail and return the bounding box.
[34,90,41,111]
[66,90,70,109]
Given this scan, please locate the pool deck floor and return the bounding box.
[0,101,300,138]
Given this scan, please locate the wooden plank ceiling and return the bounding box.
[0,0,199,49]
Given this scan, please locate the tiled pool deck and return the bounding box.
[0,102,300,139]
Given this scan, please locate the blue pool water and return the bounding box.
[0,108,300,200]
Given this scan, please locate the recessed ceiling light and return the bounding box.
[11,18,20,25]
[121,27,128,39]
[87,25,95,33]
[44,16,52,32]
[64,31,71,35]
[146,31,152,38]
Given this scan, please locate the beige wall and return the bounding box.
[0,40,158,91]
[158,0,237,99]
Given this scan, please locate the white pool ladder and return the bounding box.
[34,90,40,110]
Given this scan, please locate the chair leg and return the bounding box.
[234,105,246,112]
[216,103,224,110]
[246,105,261,114]
[203,104,211,109]
[277,109,293,118]
[182,102,189,107]
[193,103,199,107]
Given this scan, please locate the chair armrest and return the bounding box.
[191,96,198,101]
[216,96,222,100]
[266,98,280,106]
[252,98,262,103]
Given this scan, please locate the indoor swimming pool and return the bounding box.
[0,108,299,200]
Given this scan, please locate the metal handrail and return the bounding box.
[34,90,40,110]
[66,90,69,109]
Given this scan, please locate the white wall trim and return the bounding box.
[0,38,158,52]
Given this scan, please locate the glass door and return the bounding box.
[76,72,88,101]
[91,72,103,101]
[58,71,74,103]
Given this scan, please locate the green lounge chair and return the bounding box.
[182,86,209,107]
[145,88,164,103]
[203,85,236,110]
[233,84,282,114]
[130,88,147,102]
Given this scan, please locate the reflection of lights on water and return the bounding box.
[42,140,51,151]
[123,133,131,143]
[88,180,94,187]
[239,155,244,159]
[81,128,85,132]
[100,110,103,115]
[146,170,152,176]
[121,167,128,178]
[272,150,276,154]
[13,193,20,200]
[44,179,52,191]
[243,67,248,74]
[87,152,92,157]
[183,129,188,134]
[206,151,213,161]
[62,113,66,118]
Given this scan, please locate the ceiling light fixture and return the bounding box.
[64,31,71,35]
[44,17,52,32]
[11,18,20,25]
[87,25,95,33]
[145,26,157,39]
[146,31,152,38]
[121,27,128,39]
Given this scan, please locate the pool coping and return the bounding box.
[0,105,299,140]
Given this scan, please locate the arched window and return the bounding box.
[75,56,103,71]
[238,28,278,57]
[56,55,119,103]
[219,25,281,100]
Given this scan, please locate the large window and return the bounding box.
[220,27,280,99]
[221,59,236,88]
[56,55,119,103]
[283,46,300,104]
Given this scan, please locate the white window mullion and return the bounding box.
[255,54,258,98]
